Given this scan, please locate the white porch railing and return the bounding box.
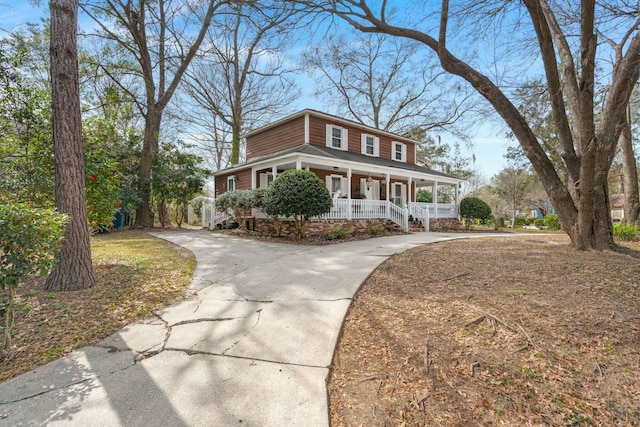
[205,198,458,232]
[201,197,231,229]
[409,203,430,232]
[410,202,459,219]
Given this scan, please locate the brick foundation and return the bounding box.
[255,218,402,237]
[429,218,462,232]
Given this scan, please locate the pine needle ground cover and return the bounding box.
[329,236,640,426]
[0,230,195,382]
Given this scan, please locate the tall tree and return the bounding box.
[81,0,225,227]
[46,0,96,291]
[179,1,301,167]
[311,0,640,250]
[303,32,471,134]
[620,104,640,224]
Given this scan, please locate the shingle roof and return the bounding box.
[214,143,460,180]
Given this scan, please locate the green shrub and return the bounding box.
[613,223,638,241]
[513,217,527,227]
[369,224,386,235]
[215,190,255,230]
[533,218,545,228]
[264,169,332,238]
[460,197,492,222]
[543,213,561,230]
[0,203,68,353]
[324,225,352,240]
[494,217,505,228]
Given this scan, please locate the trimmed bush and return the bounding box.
[533,218,545,228]
[613,223,638,241]
[543,213,561,230]
[460,197,492,222]
[215,190,255,230]
[265,169,332,238]
[513,217,527,228]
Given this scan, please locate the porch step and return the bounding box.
[408,220,427,232]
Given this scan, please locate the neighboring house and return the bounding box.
[610,193,625,222]
[211,109,463,232]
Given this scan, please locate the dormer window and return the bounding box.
[326,124,348,151]
[392,141,407,162]
[361,134,379,157]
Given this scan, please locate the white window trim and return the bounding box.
[361,134,380,157]
[326,174,348,198]
[326,124,349,151]
[392,182,407,206]
[392,141,407,162]
[259,172,273,189]
[227,175,236,192]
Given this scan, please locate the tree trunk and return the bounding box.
[135,108,162,227]
[46,0,96,291]
[621,107,640,224]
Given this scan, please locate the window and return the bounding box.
[259,172,274,189]
[227,175,236,192]
[326,124,348,151]
[361,134,379,156]
[392,141,407,162]
[326,174,347,198]
[392,182,406,206]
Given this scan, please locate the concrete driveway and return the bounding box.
[0,230,492,426]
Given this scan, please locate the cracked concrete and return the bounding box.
[0,230,495,426]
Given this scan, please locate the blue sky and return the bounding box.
[1,1,514,180]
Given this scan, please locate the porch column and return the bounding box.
[385,173,390,201]
[296,160,302,169]
[251,166,257,189]
[408,177,413,203]
[455,183,459,216]
[272,165,278,179]
[347,168,352,220]
[434,180,439,218]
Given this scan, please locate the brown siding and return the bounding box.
[215,169,252,195]
[245,116,305,160]
[307,114,416,164]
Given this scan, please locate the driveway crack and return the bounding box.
[222,309,262,355]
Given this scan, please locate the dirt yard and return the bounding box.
[328,235,640,426]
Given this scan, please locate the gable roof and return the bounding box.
[243,109,418,145]
[214,143,460,181]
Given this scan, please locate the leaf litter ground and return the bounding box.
[328,235,640,426]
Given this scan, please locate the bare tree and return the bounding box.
[306,0,640,250]
[81,0,226,227]
[46,0,96,291]
[620,104,640,224]
[303,32,471,134]
[179,1,301,167]
[490,167,533,226]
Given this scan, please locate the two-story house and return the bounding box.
[212,109,462,232]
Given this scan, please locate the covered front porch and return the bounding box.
[245,151,460,213]
[209,148,461,232]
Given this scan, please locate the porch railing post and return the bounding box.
[202,199,206,229]
[403,204,409,232]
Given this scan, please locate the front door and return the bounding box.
[361,178,380,200]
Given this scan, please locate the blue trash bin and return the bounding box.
[113,210,124,228]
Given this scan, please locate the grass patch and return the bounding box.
[0,230,195,383]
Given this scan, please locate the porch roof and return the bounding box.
[214,144,461,183]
